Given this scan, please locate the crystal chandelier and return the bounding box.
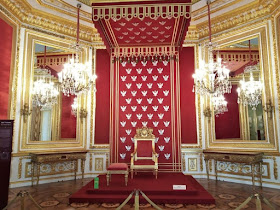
[193,52,231,97]
[58,4,96,97]
[212,95,228,116]
[237,40,262,110]
[192,0,231,114]
[32,69,59,109]
[32,46,59,109]
[192,0,231,97]
[237,69,262,110]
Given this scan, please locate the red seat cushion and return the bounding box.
[134,159,155,165]
[107,163,128,170]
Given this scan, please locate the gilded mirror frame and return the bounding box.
[19,29,90,152]
[203,21,279,153]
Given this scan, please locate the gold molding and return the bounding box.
[91,144,110,149]
[182,153,186,171]
[202,21,279,153]
[192,0,246,22]
[188,158,198,171]
[273,11,280,146]
[264,156,278,180]
[17,29,89,151]
[1,0,102,45]
[18,157,31,179]
[94,157,104,171]
[200,153,203,172]
[187,0,280,40]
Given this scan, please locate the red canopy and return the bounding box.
[92,1,192,57]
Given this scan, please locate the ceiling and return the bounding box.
[22,0,258,38]
[2,0,273,46]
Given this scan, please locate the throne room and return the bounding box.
[0,0,280,209]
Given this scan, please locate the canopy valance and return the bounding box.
[92,0,192,56]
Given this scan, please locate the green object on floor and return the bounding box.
[94,176,99,189]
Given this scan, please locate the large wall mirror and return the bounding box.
[214,37,265,141]
[19,31,89,151]
[205,23,278,152]
[30,43,77,141]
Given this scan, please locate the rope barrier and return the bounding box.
[3,190,42,210]
[235,193,276,210]
[139,190,162,210]
[134,190,139,210]
[116,189,162,210]
[116,190,135,210]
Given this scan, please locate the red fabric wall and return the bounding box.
[61,95,77,138]
[0,18,13,119]
[116,59,173,164]
[215,85,240,139]
[179,47,197,144]
[94,49,110,144]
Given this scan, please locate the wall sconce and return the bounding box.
[263,99,274,119]
[203,107,212,120]
[20,103,32,122]
[79,108,87,119]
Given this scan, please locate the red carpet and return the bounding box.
[69,173,215,204]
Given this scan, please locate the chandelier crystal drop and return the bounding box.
[32,68,59,109]
[58,4,96,97]
[237,70,262,110]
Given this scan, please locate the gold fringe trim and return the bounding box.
[92,3,191,21]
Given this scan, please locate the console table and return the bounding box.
[30,151,87,186]
[203,150,263,188]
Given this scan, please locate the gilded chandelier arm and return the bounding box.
[20,103,32,123]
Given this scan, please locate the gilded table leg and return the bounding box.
[31,162,34,187]
[74,160,77,181]
[81,159,85,183]
[214,160,217,181]
[259,162,262,189]
[205,159,209,181]
[36,163,40,186]
[251,164,255,189]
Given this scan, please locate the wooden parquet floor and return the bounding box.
[6,178,280,209]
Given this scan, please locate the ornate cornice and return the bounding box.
[187,0,280,40]
[1,0,103,45]
[191,0,241,22]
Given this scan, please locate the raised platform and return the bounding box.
[69,173,215,204]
